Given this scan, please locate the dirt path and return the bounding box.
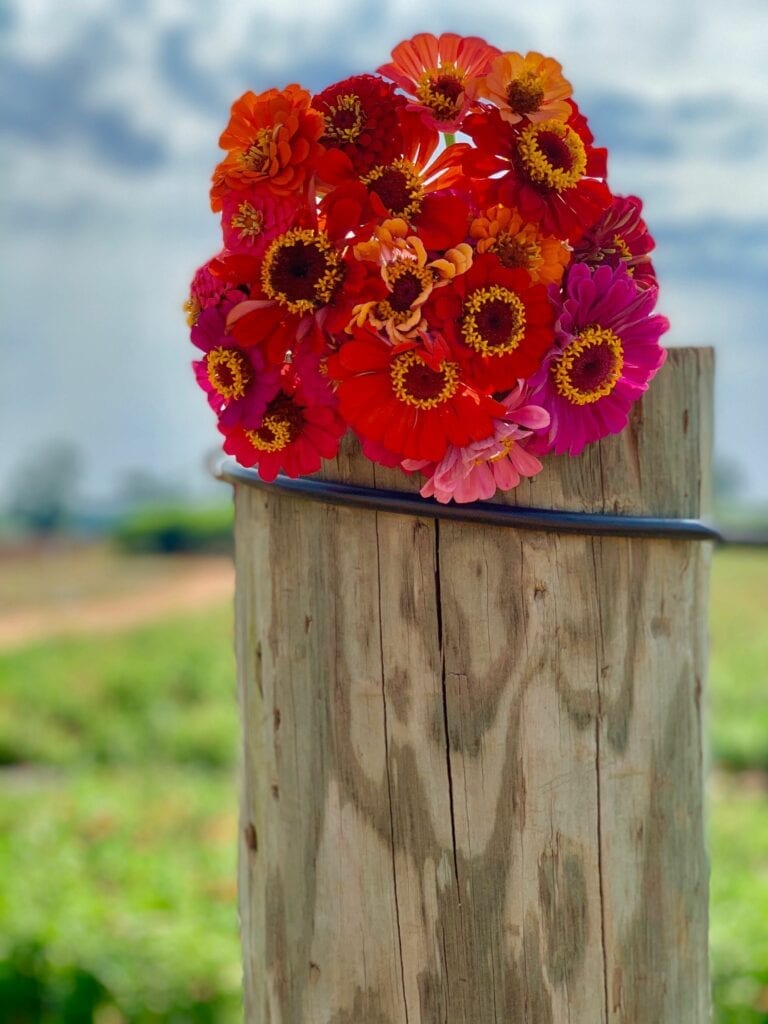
[0,557,235,652]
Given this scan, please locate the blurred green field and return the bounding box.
[0,548,766,1022]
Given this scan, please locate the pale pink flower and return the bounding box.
[403,383,549,503]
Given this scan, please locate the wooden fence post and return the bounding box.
[231,346,713,1023]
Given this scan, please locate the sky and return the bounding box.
[2,0,767,503]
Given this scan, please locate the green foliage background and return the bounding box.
[0,550,766,1022]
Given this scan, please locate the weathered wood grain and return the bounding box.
[234,346,713,1023]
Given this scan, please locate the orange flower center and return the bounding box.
[461,286,527,356]
[243,127,274,173]
[361,159,423,220]
[517,120,586,192]
[245,407,302,453]
[323,93,365,143]
[492,232,542,272]
[206,347,252,400]
[261,229,343,315]
[390,350,459,409]
[230,201,265,242]
[552,326,624,405]
[506,71,545,115]
[416,64,465,120]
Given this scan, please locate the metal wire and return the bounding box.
[215,460,721,542]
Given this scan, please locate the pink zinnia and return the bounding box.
[191,304,281,428]
[528,263,668,456]
[220,184,299,258]
[184,256,245,326]
[571,194,657,289]
[403,383,549,503]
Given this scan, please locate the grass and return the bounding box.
[710,548,768,771]
[0,548,765,1021]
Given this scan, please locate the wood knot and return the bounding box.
[273,706,281,731]
[309,962,321,983]
[244,822,258,852]
[271,783,280,800]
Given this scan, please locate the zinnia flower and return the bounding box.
[226,226,347,364]
[571,194,657,289]
[326,332,504,462]
[472,52,572,125]
[220,184,300,258]
[469,205,570,286]
[318,112,468,249]
[184,257,246,326]
[312,74,406,175]
[460,103,611,242]
[210,85,324,210]
[528,263,669,455]
[350,223,473,343]
[377,32,499,133]
[426,253,555,392]
[221,372,346,479]
[403,383,550,503]
[191,304,281,428]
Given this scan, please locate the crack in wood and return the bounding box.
[590,538,612,1024]
[435,520,461,893]
[375,511,410,1024]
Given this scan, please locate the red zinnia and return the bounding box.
[318,112,468,249]
[327,333,503,462]
[312,74,406,176]
[225,226,347,365]
[221,377,346,480]
[460,102,611,242]
[571,194,657,289]
[427,253,555,391]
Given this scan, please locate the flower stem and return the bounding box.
[443,132,456,146]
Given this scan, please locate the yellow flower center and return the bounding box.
[184,295,201,327]
[415,63,465,120]
[261,228,343,315]
[361,159,424,220]
[461,286,527,356]
[230,201,265,242]
[206,347,252,400]
[552,326,624,405]
[245,413,294,453]
[517,119,586,192]
[243,127,274,172]
[491,232,543,273]
[506,71,545,115]
[323,93,365,142]
[480,436,515,465]
[390,350,459,409]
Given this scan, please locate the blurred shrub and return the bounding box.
[0,770,241,1024]
[113,505,233,555]
[0,607,236,770]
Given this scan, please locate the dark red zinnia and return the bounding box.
[313,74,407,176]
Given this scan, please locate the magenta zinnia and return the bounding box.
[528,264,669,455]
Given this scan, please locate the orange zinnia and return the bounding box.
[210,85,324,210]
[474,52,572,125]
[470,205,570,286]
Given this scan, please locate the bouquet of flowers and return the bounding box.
[186,32,668,504]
